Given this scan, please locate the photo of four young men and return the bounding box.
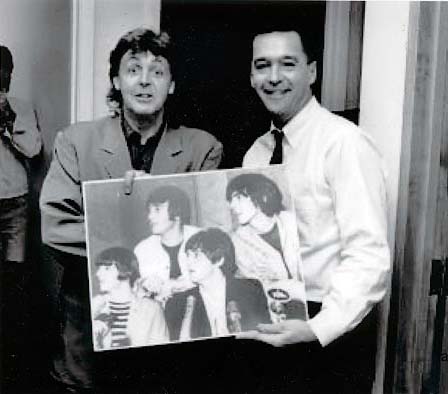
[83,166,307,351]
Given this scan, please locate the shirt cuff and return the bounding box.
[307,307,349,347]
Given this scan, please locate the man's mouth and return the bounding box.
[135,93,153,102]
[263,89,290,98]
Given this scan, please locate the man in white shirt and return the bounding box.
[134,184,199,341]
[239,28,390,393]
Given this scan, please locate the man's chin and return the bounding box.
[128,104,162,118]
[261,100,287,116]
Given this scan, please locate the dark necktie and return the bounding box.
[270,129,284,164]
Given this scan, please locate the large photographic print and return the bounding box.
[83,166,307,351]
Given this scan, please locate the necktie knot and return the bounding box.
[270,129,284,164]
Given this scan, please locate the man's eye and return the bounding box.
[128,66,140,74]
[282,62,297,68]
[254,63,269,70]
[153,68,164,76]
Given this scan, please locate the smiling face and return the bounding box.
[147,201,177,235]
[113,50,174,118]
[96,263,121,293]
[250,31,316,126]
[229,192,260,226]
[186,249,221,284]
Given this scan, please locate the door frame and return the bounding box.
[374,2,448,393]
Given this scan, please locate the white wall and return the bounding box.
[359,3,412,393]
[0,0,72,158]
[360,1,411,247]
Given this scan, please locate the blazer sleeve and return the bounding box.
[198,137,223,170]
[40,130,86,257]
[228,278,270,331]
[129,298,169,347]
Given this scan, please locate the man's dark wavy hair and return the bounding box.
[185,228,237,279]
[226,173,284,217]
[95,247,140,287]
[107,28,175,114]
[146,185,191,226]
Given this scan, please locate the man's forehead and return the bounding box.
[149,200,169,207]
[98,260,116,266]
[252,31,304,60]
[122,50,168,65]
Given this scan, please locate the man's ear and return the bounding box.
[308,61,317,86]
[112,76,120,91]
[169,80,175,95]
[214,257,225,268]
[250,73,255,89]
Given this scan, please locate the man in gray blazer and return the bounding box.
[40,28,222,393]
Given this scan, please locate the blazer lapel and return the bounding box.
[99,117,133,179]
[151,126,183,175]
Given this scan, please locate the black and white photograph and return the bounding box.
[83,166,307,351]
[1,0,448,393]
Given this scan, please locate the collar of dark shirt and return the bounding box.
[121,113,167,147]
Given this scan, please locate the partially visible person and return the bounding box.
[0,44,42,389]
[239,27,390,393]
[134,185,200,341]
[183,227,270,339]
[226,172,307,323]
[40,28,222,393]
[226,172,301,282]
[92,247,168,350]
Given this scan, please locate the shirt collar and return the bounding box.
[120,112,167,145]
[268,96,319,148]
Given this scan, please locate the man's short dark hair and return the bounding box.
[0,45,14,73]
[185,228,237,278]
[146,185,191,226]
[107,28,174,112]
[252,26,316,64]
[95,247,140,286]
[226,173,284,217]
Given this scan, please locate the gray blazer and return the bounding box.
[40,116,222,256]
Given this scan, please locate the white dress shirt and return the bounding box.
[243,97,391,346]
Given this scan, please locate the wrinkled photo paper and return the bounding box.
[83,165,307,351]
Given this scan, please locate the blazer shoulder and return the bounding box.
[60,116,117,143]
[171,125,222,147]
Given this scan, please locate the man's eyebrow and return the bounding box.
[281,55,299,62]
[253,55,300,63]
[253,57,269,63]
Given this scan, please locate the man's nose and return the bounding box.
[139,69,151,86]
[268,64,281,85]
[148,210,155,221]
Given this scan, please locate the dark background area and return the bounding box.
[162,0,327,168]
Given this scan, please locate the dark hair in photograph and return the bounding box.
[226,173,284,217]
[0,45,13,73]
[95,247,140,286]
[146,184,191,225]
[107,28,175,112]
[185,228,237,278]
